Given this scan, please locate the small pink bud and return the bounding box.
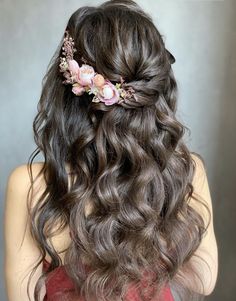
[68,60,79,76]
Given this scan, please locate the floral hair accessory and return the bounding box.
[59,30,135,106]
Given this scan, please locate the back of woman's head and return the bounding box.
[27,1,209,301]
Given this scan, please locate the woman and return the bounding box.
[4,0,218,300]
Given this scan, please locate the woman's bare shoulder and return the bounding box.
[7,162,45,182]
[4,162,47,301]
[187,152,218,295]
[8,161,72,183]
[6,162,46,201]
[4,162,46,229]
[5,162,72,265]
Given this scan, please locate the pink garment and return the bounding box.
[43,258,174,301]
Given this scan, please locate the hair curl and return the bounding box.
[25,1,211,300]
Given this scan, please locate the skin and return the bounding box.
[3,154,218,301]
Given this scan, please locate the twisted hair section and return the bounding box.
[25,1,210,300]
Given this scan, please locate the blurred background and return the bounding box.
[0,0,235,300]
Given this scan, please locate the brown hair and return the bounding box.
[26,1,210,300]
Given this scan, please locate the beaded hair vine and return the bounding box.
[59,30,135,106]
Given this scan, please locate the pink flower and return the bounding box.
[97,81,120,105]
[93,74,105,87]
[77,64,95,86]
[72,83,85,96]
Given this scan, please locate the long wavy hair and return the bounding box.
[24,1,211,300]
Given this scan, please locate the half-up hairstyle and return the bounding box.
[25,1,211,300]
